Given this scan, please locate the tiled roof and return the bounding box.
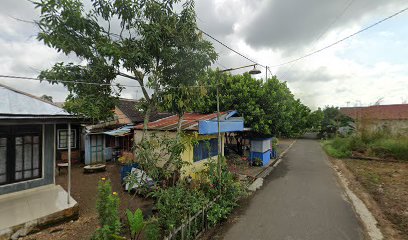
[117,99,172,123]
[0,83,69,116]
[340,104,408,120]
[134,111,231,131]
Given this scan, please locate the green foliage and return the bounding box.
[200,159,247,226]
[144,218,161,240]
[307,108,324,130]
[323,133,408,161]
[192,69,312,137]
[94,179,121,239]
[322,139,352,158]
[132,132,190,189]
[34,0,217,121]
[318,106,354,138]
[126,209,144,240]
[40,94,53,102]
[152,184,209,232]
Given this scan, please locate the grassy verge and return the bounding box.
[343,159,408,238]
[322,134,408,161]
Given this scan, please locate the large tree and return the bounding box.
[193,69,312,137]
[35,0,216,126]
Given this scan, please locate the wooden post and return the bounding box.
[67,123,71,205]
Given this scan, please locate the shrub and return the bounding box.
[152,185,209,232]
[92,178,121,240]
[144,218,161,240]
[322,133,408,161]
[202,158,247,226]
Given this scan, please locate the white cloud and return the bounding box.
[0,0,407,110]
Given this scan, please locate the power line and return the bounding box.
[270,6,408,68]
[198,28,266,68]
[0,74,216,89]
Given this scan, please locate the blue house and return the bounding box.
[0,83,82,239]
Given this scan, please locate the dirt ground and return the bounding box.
[329,156,408,240]
[341,159,408,239]
[22,163,153,240]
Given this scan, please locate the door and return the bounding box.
[90,134,104,164]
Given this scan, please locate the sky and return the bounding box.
[0,0,407,109]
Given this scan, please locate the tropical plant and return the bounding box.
[93,178,121,239]
[126,209,144,240]
[34,0,217,126]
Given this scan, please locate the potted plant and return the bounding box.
[118,151,139,182]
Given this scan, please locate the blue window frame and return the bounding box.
[193,139,218,162]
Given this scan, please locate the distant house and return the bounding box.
[0,83,83,238]
[340,104,408,135]
[134,111,244,178]
[85,99,171,164]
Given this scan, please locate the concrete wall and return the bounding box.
[356,119,408,136]
[0,124,55,195]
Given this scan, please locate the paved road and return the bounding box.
[223,139,364,240]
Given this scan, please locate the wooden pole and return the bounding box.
[67,123,71,205]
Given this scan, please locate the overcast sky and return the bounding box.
[0,0,407,109]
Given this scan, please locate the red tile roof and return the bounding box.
[340,104,408,120]
[134,112,229,131]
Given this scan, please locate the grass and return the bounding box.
[322,133,408,161]
[344,160,408,238]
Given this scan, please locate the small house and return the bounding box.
[85,99,172,164]
[0,83,83,238]
[134,111,244,178]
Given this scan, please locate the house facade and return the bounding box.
[340,104,408,136]
[134,111,244,178]
[84,99,171,164]
[0,83,81,238]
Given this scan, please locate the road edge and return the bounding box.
[248,140,296,191]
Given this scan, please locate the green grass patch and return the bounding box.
[322,133,408,161]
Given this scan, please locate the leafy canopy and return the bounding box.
[35,0,216,121]
[193,69,313,137]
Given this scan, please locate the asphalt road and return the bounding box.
[223,139,364,240]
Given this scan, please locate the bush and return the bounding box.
[152,185,209,232]
[92,178,121,240]
[369,138,408,160]
[201,158,247,226]
[322,133,408,161]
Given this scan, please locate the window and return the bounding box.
[0,125,42,186]
[193,139,218,162]
[57,129,76,149]
[15,135,41,181]
[0,137,7,184]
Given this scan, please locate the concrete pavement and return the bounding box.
[223,139,364,240]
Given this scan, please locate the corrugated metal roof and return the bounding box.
[0,83,69,116]
[134,111,233,131]
[340,104,408,120]
[104,125,133,136]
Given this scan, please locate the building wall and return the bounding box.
[356,119,408,136]
[55,124,82,162]
[0,124,55,195]
[133,130,225,179]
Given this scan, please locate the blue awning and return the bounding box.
[198,120,244,135]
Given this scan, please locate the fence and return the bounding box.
[163,196,220,240]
